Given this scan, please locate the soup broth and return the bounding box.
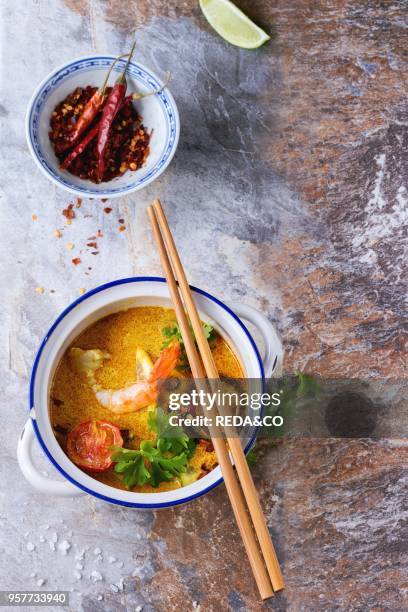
[50,306,243,493]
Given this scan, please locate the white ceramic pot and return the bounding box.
[17,277,283,509]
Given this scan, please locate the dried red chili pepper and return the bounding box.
[96,42,136,182]
[60,122,99,170]
[60,54,127,152]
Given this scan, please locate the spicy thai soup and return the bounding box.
[50,306,243,493]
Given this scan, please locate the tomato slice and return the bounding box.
[66,420,123,472]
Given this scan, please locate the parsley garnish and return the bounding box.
[111,408,196,489]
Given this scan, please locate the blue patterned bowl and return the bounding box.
[26,55,180,199]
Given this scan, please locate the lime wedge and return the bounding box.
[199,0,270,49]
[135,347,154,381]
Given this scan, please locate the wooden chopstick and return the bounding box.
[151,199,285,593]
[148,205,274,600]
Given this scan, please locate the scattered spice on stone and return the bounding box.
[35,287,44,294]
[66,242,74,250]
[104,207,112,214]
[72,257,81,266]
[62,203,75,220]
[119,225,126,232]
[31,214,37,221]
[53,229,62,239]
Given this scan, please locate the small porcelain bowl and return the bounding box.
[17,278,283,509]
[25,55,180,199]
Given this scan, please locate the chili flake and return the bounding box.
[62,203,75,220]
[72,257,81,266]
[49,86,150,184]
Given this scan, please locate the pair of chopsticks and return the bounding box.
[148,199,284,600]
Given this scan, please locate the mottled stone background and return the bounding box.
[0,0,407,610]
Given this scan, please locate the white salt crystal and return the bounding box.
[42,524,50,530]
[26,542,35,552]
[95,554,103,564]
[36,579,45,587]
[67,530,73,537]
[75,562,83,571]
[39,536,45,543]
[116,561,124,569]
[108,555,117,564]
[110,584,118,593]
[58,540,71,555]
[97,595,103,601]
[90,571,103,583]
[24,531,29,538]
[30,572,36,578]
[51,532,58,543]
[135,606,143,612]
[48,541,56,552]
[74,570,82,580]
[93,547,102,555]
[75,548,85,561]
[131,569,139,577]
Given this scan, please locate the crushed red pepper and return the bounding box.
[49,86,150,183]
[62,203,75,220]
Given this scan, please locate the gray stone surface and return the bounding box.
[1,1,407,610]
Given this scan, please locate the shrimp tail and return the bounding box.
[148,342,180,384]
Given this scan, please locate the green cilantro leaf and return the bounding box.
[111,448,151,488]
[110,408,196,489]
[161,321,215,350]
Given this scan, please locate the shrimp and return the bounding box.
[95,342,180,414]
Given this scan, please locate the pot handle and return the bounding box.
[225,302,283,379]
[17,418,85,497]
